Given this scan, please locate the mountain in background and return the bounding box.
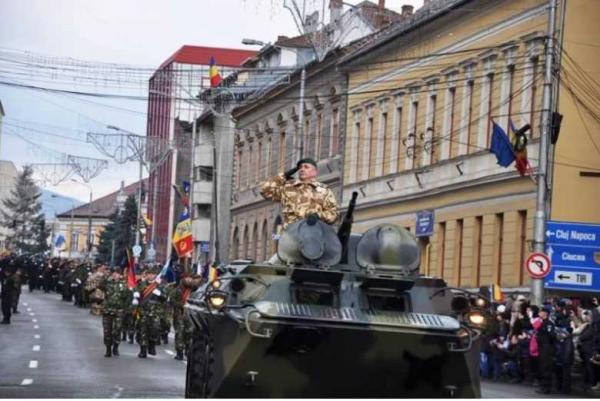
[40,190,84,220]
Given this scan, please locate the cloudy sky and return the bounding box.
[0,0,422,202]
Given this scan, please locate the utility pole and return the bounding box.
[531,0,558,306]
[298,67,306,159]
[87,189,93,259]
[134,160,143,263]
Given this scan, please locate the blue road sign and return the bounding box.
[199,241,210,253]
[415,210,434,237]
[545,220,600,292]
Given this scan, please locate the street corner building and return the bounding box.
[337,0,600,292]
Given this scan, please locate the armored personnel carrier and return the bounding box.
[185,195,488,398]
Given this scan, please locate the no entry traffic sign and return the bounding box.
[526,252,552,279]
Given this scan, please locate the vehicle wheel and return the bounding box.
[185,332,212,398]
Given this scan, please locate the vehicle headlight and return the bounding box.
[207,291,227,310]
[211,279,221,289]
[467,311,486,326]
[472,296,488,309]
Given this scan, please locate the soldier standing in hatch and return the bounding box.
[100,269,130,357]
[260,158,339,228]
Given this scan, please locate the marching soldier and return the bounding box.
[260,158,339,227]
[1,265,19,324]
[133,268,167,358]
[171,273,202,360]
[100,269,130,357]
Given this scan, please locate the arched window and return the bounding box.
[242,225,249,259]
[250,222,258,261]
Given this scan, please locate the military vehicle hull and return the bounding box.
[186,301,481,398]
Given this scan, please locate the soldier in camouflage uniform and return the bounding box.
[260,158,339,228]
[133,268,167,358]
[171,273,202,360]
[100,269,130,357]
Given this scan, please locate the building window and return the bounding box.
[474,216,483,287]
[70,230,79,253]
[395,105,403,171]
[456,219,464,287]
[257,141,263,182]
[380,111,389,174]
[303,118,310,158]
[494,213,504,285]
[247,145,253,186]
[330,108,339,157]
[447,87,456,158]
[364,115,373,179]
[195,166,213,182]
[530,58,539,135]
[352,120,360,182]
[465,80,474,153]
[506,65,516,133]
[279,131,286,170]
[231,227,239,260]
[518,210,527,285]
[486,74,495,147]
[315,112,323,159]
[429,94,437,161]
[195,204,211,219]
[236,150,242,190]
[438,222,446,279]
[266,138,272,178]
[261,220,268,262]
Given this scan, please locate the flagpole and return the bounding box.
[531,0,557,306]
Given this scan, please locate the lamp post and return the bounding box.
[107,125,144,262]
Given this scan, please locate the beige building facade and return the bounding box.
[338,0,594,290]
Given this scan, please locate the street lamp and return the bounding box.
[71,179,93,259]
[107,125,143,262]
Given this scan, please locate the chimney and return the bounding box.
[329,0,343,23]
[401,4,414,18]
[376,0,386,27]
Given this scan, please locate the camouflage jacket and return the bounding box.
[135,280,168,315]
[101,278,130,313]
[260,173,339,227]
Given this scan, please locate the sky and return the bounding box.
[0,0,423,202]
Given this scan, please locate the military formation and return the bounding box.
[0,252,203,360]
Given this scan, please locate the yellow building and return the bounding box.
[338,0,600,291]
[56,180,147,259]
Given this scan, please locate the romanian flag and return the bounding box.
[172,209,193,257]
[509,119,533,176]
[125,249,137,290]
[209,56,222,88]
[172,182,190,208]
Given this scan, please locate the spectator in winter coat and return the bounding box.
[576,310,598,390]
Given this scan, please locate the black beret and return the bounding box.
[296,158,318,168]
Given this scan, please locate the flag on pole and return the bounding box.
[54,234,66,249]
[172,182,190,208]
[509,119,533,176]
[154,259,171,283]
[209,56,222,88]
[172,209,193,258]
[125,249,137,289]
[490,121,516,167]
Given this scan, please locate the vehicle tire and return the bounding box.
[185,332,212,398]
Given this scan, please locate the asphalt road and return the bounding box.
[0,290,185,398]
[0,289,594,398]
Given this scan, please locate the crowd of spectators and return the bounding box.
[480,294,600,394]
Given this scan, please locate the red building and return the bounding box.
[147,45,256,263]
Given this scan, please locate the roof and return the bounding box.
[56,179,147,219]
[158,45,257,70]
[340,0,469,65]
[274,35,313,49]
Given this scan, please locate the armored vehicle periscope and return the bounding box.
[185,194,489,398]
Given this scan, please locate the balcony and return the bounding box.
[193,181,212,204]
